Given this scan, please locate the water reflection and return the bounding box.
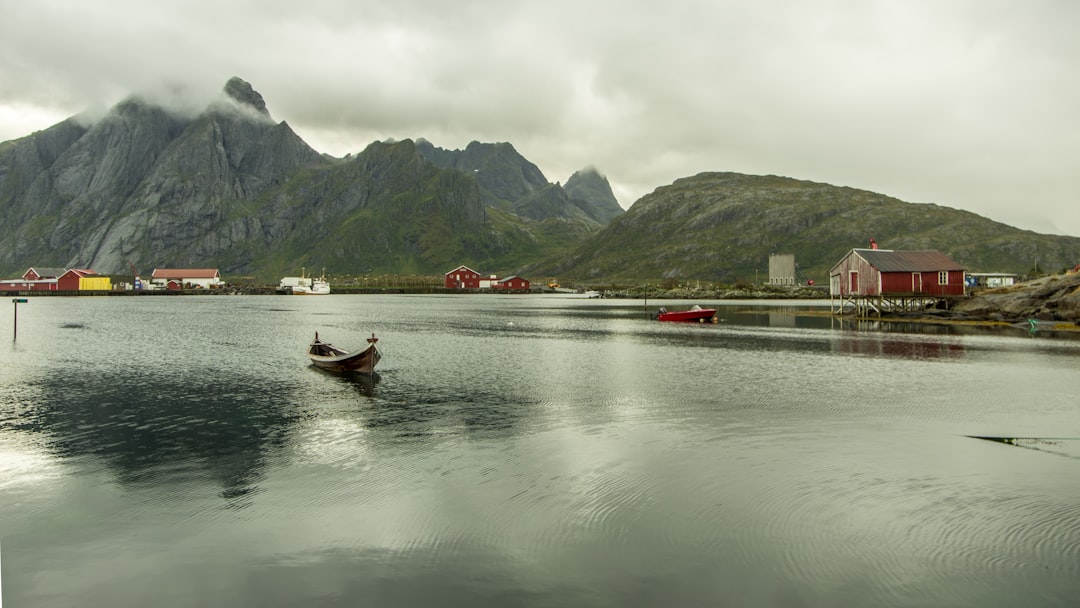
[834,334,966,360]
[364,378,542,438]
[10,367,302,503]
[311,366,381,398]
[4,295,1080,607]
[968,436,1080,460]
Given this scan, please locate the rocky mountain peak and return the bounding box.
[564,167,623,224]
[223,77,270,117]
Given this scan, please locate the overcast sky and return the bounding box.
[2,0,1077,236]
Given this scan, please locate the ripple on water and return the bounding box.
[730,460,1080,596]
[996,499,1080,573]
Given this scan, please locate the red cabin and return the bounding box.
[444,265,483,289]
[13,267,66,290]
[23,267,67,282]
[830,249,966,297]
[493,276,531,291]
[57,269,98,291]
[0,279,33,291]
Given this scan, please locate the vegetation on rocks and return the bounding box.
[531,172,1080,284]
[950,272,1080,324]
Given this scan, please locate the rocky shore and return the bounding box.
[898,272,1080,327]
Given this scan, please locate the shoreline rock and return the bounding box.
[949,272,1080,324]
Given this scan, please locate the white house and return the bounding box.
[150,268,224,289]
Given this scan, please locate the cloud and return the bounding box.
[1,0,1078,236]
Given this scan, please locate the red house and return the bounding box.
[0,267,67,291]
[23,267,66,290]
[493,276,531,291]
[57,269,105,291]
[830,248,966,297]
[23,267,67,281]
[0,279,33,291]
[2,267,112,291]
[444,265,483,289]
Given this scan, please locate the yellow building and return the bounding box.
[78,276,113,290]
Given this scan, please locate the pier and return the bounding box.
[831,294,960,318]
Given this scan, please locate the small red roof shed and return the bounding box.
[493,276,531,291]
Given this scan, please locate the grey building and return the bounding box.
[769,254,796,286]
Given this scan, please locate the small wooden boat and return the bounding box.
[656,305,718,323]
[308,332,381,373]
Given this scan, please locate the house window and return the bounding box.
[938,271,948,285]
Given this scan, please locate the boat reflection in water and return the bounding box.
[310,365,381,398]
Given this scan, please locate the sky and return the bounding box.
[1,0,1078,236]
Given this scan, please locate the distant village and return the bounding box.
[0,267,224,292]
[1,247,1024,305]
[0,265,535,294]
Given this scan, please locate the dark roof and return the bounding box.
[25,267,67,279]
[855,249,964,272]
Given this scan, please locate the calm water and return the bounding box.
[2,294,1079,607]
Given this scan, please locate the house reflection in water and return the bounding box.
[833,332,966,360]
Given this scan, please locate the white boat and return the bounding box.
[278,276,311,294]
[293,277,330,295]
[280,267,331,295]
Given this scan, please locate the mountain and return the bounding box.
[0,78,326,275]
[415,140,623,228]
[414,139,548,210]
[0,78,613,279]
[564,168,623,224]
[532,172,1080,284]
[4,79,1078,286]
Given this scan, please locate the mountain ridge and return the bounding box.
[2,78,1077,284]
[0,78,618,278]
[528,171,1080,283]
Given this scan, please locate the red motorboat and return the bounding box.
[656,305,718,323]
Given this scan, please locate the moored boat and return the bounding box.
[281,267,331,295]
[308,332,381,373]
[293,277,330,295]
[277,276,309,294]
[656,305,718,323]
